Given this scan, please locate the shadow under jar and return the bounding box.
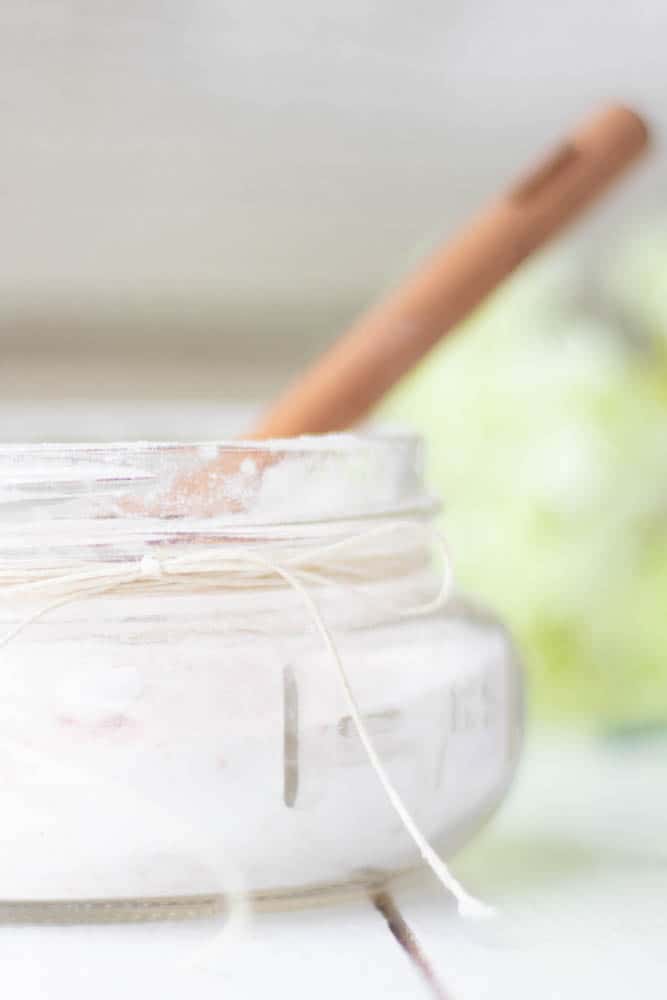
[0,433,522,921]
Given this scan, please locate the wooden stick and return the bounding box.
[251,104,649,439]
[155,104,649,514]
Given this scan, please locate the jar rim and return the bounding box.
[0,429,418,456]
[0,430,439,532]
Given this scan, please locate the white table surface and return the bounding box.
[4,731,666,1000]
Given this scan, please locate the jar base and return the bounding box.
[0,795,510,925]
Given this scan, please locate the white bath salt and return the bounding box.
[1,595,518,904]
[0,436,522,916]
[58,664,147,723]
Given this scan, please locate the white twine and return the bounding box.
[0,520,492,919]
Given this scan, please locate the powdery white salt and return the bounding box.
[0,437,521,910]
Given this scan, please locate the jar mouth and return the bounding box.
[0,429,418,457]
[0,431,439,534]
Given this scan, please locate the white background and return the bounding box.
[0,2,664,338]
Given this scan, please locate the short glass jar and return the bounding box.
[0,434,522,920]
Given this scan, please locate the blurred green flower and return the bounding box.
[383,244,667,727]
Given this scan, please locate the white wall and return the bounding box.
[0,1,664,339]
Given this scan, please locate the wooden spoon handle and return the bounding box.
[252,104,649,439]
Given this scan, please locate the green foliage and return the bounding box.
[383,241,667,726]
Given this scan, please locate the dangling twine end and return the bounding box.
[267,540,496,928]
[427,850,495,923]
[456,895,497,921]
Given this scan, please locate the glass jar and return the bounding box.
[0,433,522,920]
